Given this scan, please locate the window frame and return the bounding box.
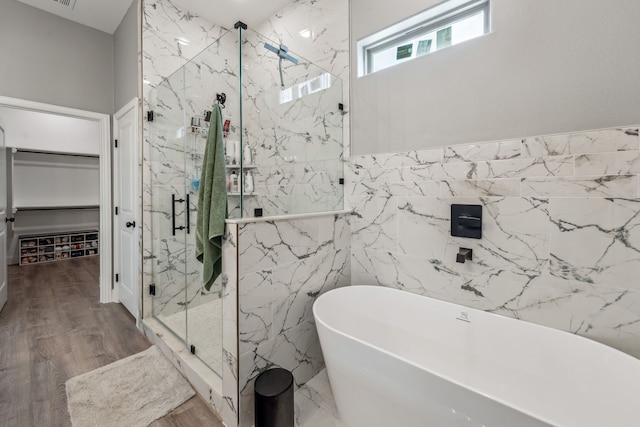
[358,0,490,76]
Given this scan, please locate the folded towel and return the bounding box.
[196,104,227,291]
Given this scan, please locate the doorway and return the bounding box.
[0,96,113,303]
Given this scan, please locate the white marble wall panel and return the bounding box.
[474,155,575,179]
[236,213,350,427]
[549,197,640,289]
[522,175,637,198]
[222,224,239,426]
[575,151,640,176]
[522,128,639,157]
[252,0,349,156]
[444,139,521,163]
[239,26,345,218]
[349,125,640,359]
[441,178,521,197]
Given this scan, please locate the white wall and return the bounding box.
[0,0,115,114]
[350,0,640,155]
[0,107,101,265]
[0,107,100,155]
[114,0,139,112]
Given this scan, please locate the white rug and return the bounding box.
[66,345,195,427]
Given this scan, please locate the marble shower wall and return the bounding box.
[141,1,351,426]
[142,0,232,321]
[348,126,640,358]
[251,0,350,155]
[142,0,349,316]
[238,28,345,217]
[143,2,240,321]
[233,213,351,427]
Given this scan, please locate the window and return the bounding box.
[358,0,490,76]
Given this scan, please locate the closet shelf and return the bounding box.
[14,205,100,212]
[14,148,99,158]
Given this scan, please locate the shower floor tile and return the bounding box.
[161,299,223,375]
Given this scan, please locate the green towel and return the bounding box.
[196,104,227,291]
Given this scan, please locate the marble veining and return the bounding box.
[142,1,350,427]
[236,213,350,427]
[349,125,640,359]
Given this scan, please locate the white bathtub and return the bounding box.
[313,285,640,427]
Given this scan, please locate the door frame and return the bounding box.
[113,97,140,321]
[0,96,113,303]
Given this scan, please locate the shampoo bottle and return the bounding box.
[244,171,254,194]
[243,143,252,165]
[230,170,238,193]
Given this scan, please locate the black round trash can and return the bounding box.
[254,367,294,427]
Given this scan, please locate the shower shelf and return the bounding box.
[227,193,256,196]
[225,164,256,169]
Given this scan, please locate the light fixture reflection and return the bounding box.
[298,28,312,38]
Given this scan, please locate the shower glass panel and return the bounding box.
[149,67,188,346]
[181,29,239,374]
[239,28,344,217]
[148,25,343,379]
[149,29,238,377]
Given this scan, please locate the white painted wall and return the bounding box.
[0,0,114,114]
[12,152,99,209]
[350,0,640,155]
[0,107,100,155]
[0,106,101,265]
[114,0,139,112]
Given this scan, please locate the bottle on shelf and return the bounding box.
[229,170,239,193]
[244,171,254,194]
[243,143,252,165]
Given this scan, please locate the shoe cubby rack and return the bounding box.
[19,229,99,265]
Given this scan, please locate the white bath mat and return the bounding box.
[65,345,195,427]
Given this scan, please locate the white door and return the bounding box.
[113,99,139,319]
[0,126,7,312]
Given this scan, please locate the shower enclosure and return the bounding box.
[146,24,343,377]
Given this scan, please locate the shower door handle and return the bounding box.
[185,194,190,234]
[171,194,189,235]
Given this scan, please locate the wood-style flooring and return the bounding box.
[0,257,224,427]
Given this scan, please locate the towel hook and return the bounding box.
[216,92,226,108]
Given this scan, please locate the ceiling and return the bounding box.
[16,0,296,34]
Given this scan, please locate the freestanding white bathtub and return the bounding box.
[313,285,640,427]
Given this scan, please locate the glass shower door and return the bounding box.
[148,29,239,377]
[182,29,239,376]
[149,66,189,345]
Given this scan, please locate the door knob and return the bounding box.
[126,221,136,228]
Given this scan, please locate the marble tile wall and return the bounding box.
[238,28,345,217]
[347,126,640,358]
[142,0,232,319]
[251,0,350,156]
[141,2,350,427]
[146,27,239,321]
[234,212,351,427]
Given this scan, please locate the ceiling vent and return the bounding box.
[52,0,77,9]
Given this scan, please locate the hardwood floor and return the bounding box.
[0,257,223,427]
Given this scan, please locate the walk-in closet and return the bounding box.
[1,105,100,286]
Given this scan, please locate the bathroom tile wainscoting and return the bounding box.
[347,126,640,358]
[224,212,351,427]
